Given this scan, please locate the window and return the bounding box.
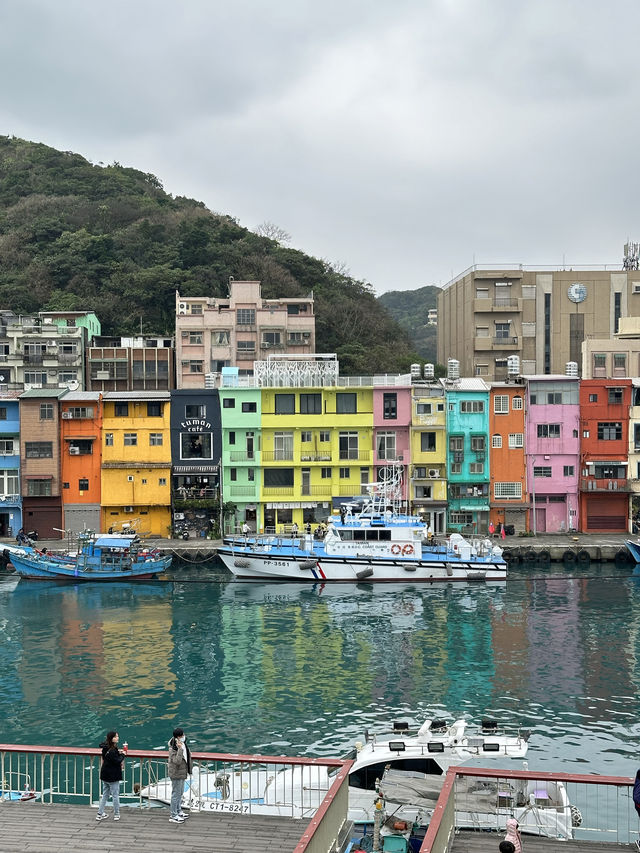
[339,467,350,479]
[247,468,255,482]
[533,466,552,478]
[105,433,114,446]
[608,387,623,404]
[493,395,509,414]
[274,432,294,460]
[188,332,203,345]
[147,402,162,417]
[383,393,397,419]
[242,401,257,413]
[415,485,432,499]
[24,371,47,384]
[547,392,562,404]
[460,400,484,413]
[450,512,473,525]
[508,433,524,448]
[512,396,523,410]
[598,422,622,440]
[237,309,255,325]
[212,330,230,346]
[0,439,14,454]
[449,436,464,451]
[124,433,137,446]
[275,394,295,415]
[264,468,294,487]
[494,482,522,499]
[416,402,431,415]
[181,433,212,459]
[475,325,489,337]
[471,436,486,451]
[115,402,129,417]
[287,304,300,315]
[339,432,359,460]
[421,432,436,452]
[336,393,357,414]
[149,433,163,446]
[27,479,51,497]
[301,431,312,443]
[492,434,502,448]
[377,432,396,460]
[189,361,203,373]
[563,465,574,476]
[450,463,462,474]
[537,424,560,438]
[230,468,237,481]
[475,287,489,299]
[186,404,205,418]
[228,431,235,445]
[589,394,598,403]
[0,469,18,495]
[25,442,52,458]
[469,462,484,474]
[0,408,6,420]
[319,431,330,442]
[495,322,511,339]
[321,467,331,479]
[361,467,369,485]
[40,403,53,420]
[475,364,489,376]
[78,478,89,491]
[237,340,256,353]
[262,331,281,346]
[158,478,167,486]
[223,398,235,408]
[414,467,427,478]
[288,331,304,343]
[299,393,322,414]
[68,439,93,455]
[67,407,94,419]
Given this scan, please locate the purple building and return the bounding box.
[525,376,580,533]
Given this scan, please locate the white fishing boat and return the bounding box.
[140,716,575,838]
[218,467,506,583]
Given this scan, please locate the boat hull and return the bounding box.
[217,550,506,582]
[10,551,171,581]
[625,540,640,563]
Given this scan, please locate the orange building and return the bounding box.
[489,383,528,534]
[60,391,102,533]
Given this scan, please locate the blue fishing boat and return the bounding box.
[8,533,171,581]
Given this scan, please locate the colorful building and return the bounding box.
[219,379,261,533]
[443,378,490,534]
[60,391,102,533]
[579,378,631,532]
[373,382,411,503]
[0,393,22,537]
[101,391,171,537]
[409,381,447,533]
[489,383,528,534]
[525,376,580,533]
[19,388,67,538]
[170,389,221,537]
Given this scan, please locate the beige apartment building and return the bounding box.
[175,280,315,388]
[438,265,640,381]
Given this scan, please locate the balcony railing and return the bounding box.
[493,336,519,346]
[227,485,256,497]
[262,450,294,462]
[581,477,630,492]
[493,298,520,308]
[308,485,333,496]
[262,487,295,496]
[338,451,371,462]
[299,452,332,462]
[229,451,256,462]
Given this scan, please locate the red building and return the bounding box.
[579,379,632,532]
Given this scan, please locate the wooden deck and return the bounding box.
[452,830,634,853]
[0,802,307,853]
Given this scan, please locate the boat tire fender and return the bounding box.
[563,550,577,564]
[403,565,417,572]
[445,563,453,576]
[615,548,631,565]
[525,549,536,562]
[577,549,590,564]
[538,549,551,564]
[234,559,250,569]
[356,567,374,580]
[298,560,317,570]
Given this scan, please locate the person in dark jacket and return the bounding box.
[168,727,192,823]
[96,730,125,821]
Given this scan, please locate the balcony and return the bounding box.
[580,477,630,492]
[299,452,332,462]
[493,297,521,310]
[474,336,493,351]
[229,451,256,462]
[227,486,257,497]
[23,352,44,364]
[308,485,333,496]
[262,450,294,462]
[338,451,371,462]
[493,336,519,347]
[263,487,295,496]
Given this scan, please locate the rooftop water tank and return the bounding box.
[565,361,578,377]
[424,363,435,379]
[447,358,460,381]
[507,355,520,376]
[410,363,421,381]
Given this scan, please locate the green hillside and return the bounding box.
[378,285,440,362]
[0,136,419,374]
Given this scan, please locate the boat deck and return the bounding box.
[452,830,632,853]
[0,802,307,853]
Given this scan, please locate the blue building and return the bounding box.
[443,377,490,534]
[0,394,21,537]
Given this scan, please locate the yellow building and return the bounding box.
[101,391,171,537]
[410,382,448,534]
[258,382,374,531]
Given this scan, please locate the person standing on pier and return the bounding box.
[168,727,192,823]
[96,730,125,821]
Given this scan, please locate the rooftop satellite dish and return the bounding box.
[68,380,79,391]
[0,375,5,382]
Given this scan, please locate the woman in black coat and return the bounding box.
[96,730,125,821]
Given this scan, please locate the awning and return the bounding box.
[173,465,219,474]
[64,436,96,441]
[459,504,490,512]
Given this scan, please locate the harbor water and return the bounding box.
[1,559,640,779]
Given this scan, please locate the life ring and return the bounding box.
[402,544,414,556]
[391,544,402,555]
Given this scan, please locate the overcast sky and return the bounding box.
[1,0,639,293]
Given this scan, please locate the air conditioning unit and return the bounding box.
[61,412,72,419]
[123,506,134,513]
[69,446,80,455]
[261,342,270,349]
[48,370,57,376]
[429,469,439,478]
[302,331,311,338]
[178,303,188,315]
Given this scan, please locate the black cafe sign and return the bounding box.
[180,418,211,433]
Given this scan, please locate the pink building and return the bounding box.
[525,376,580,533]
[373,383,412,502]
[175,280,315,388]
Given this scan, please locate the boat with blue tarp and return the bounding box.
[7,532,171,581]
